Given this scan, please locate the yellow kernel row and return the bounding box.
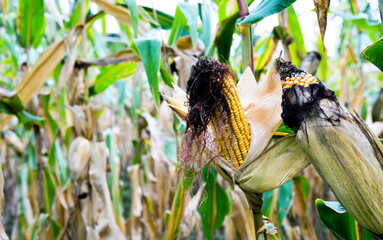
[282,72,319,89]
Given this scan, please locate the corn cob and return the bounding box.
[211,73,251,168]
[185,57,251,168]
[278,58,383,236]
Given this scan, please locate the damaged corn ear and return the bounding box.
[185,57,250,168]
[278,58,383,236]
[211,73,251,168]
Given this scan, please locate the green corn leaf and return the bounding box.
[199,167,231,240]
[317,34,328,80]
[17,0,46,49]
[287,6,306,60]
[240,0,296,25]
[316,200,375,240]
[65,0,82,29]
[216,13,238,62]
[169,6,188,46]
[164,178,185,239]
[92,62,137,94]
[178,3,199,47]
[42,166,58,213]
[140,6,174,29]
[160,60,174,87]
[277,179,293,226]
[42,94,59,139]
[361,37,383,72]
[0,93,44,129]
[127,0,139,38]
[200,2,213,53]
[262,190,274,217]
[106,133,124,223]
[133,30,161,106]
[87,28,107,58]
[49,139,68,184]
[30,213,49,240]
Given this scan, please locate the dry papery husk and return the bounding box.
[163,60,310,194]
[296,100,383,236]
[210,135,309,194]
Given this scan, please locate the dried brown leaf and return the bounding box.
[174,53,198,90]
[89,142,125,239]
[3,130,24,154]
[351,75,366,114]
[77,49,140,67]
[178,189,203,238]
[0,166,8,240]
[314,0,331,45]
[127,165,143,239]
[57,34,82,94]
[16,27,82,105]
[68,137,91,182]
[229,188,255,240]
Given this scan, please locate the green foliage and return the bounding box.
[199,168,231,240]
[17,0,46,49]
[240,0,296,25]
[93,62,137,94]
[168,6,188,46]
[316,200,375,240]
[0,93,44,129]
[361,38,383,72]
[133,31,161,106]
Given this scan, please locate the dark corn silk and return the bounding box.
[277,58,383,237]
[278,59,339,133]
[185,57,251,168]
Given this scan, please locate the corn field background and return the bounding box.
[0,0,382,239]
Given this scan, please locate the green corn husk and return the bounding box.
[279,59,383,236]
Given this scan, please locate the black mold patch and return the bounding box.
[185,57,233,139]
[278,59,340,132]
[277,59,305,81]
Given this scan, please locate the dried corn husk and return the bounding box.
[297,103,383,235]
[279,59,383,236]
[68,137,91,182]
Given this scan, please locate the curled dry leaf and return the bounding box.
[57,33,82,94]
[0,164,8,240]
[0,27,83,131]
[2,130,24,154]
[229,187,256,240]
[91,0,148,35]
[66,105,99,138]
[66,66,84,106]
[127,165,143,239]
[313,0,331,45]
[350,75,367,114]
[16,27,82,105]
[77,49,140,67]
[178,188,203,239]
[68,137,91,182]
[89,142,125,239]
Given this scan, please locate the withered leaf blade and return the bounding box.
[77,49,140,67]
[314,0,331,46]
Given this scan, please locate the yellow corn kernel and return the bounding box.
[210,73,251,168]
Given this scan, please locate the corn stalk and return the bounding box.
[236,0,263,235]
